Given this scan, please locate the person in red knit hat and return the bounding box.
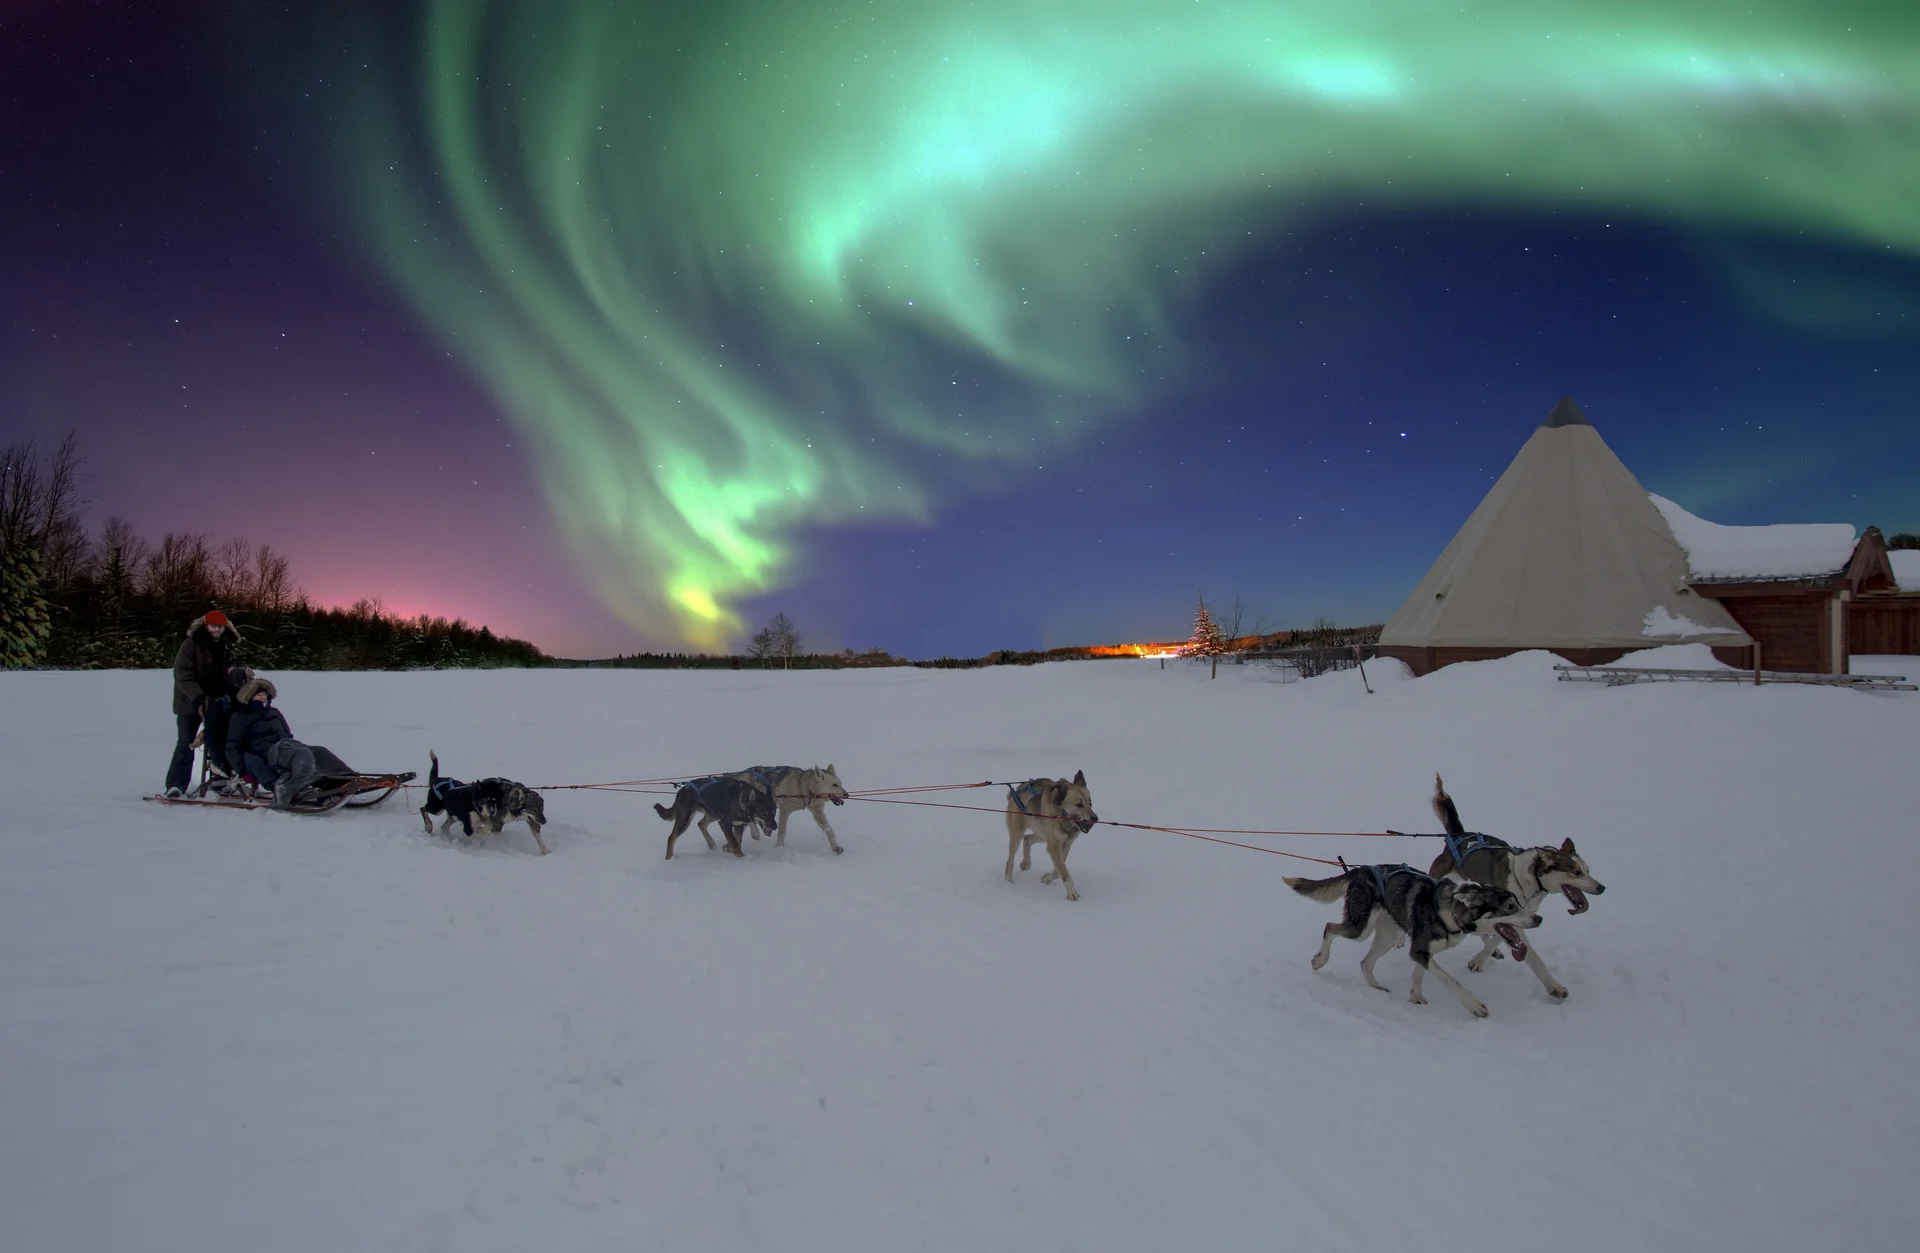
[164,610,241,797]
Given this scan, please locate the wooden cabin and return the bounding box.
[1695,529,1901,673]
[1847,544,1920,658]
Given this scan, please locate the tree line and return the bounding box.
[0,437,546,670]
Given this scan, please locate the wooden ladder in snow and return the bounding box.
[1553,664,1914,691]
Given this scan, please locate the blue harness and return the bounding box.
[1440,830,1497,871]
[1364,863,1427,897]
[1007,782,1039,814]
[1385,828,1498,871]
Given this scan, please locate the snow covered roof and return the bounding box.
[1891,549,1920,591]
[1648,494,1858,582]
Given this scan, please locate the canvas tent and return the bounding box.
[1379,397,1750,675]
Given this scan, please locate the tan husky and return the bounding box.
[1003,771,1098,900]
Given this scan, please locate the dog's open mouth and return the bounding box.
[1493,923,1529,962]
[1562,885,1590,916]
[830,797,846,806]
[1076,817,1097,833]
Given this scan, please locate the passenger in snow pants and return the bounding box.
[265,740,354,811]
[165,611,240,797]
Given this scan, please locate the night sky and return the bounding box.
[5,2,1916,659]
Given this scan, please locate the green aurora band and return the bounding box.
[325,0,1919,647]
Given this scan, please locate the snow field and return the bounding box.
[2,652,1916,1252]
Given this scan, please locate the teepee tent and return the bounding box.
[1379,397,1750,675]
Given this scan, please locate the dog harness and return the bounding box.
[1364,863,1427,898]
[1440,830,1497,870]
[1007,782,1040,815]
[1385,828,1497,870]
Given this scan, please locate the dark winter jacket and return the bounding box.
[227,677,292,766]
[171,616,241,716]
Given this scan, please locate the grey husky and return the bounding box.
[1285,864,1539,1018]
[1425,774,1606,1000]
[655,776,778,860]
[1003,771,1098,901]
[717,764,851,854]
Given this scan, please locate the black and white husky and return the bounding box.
[1425,774,1606,1000]
[1285,864,1539,1018]
[421,751,551,855]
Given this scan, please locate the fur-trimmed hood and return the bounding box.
[186,614,245,644]
[235,676,277,705]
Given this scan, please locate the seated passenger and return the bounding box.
[226,675,354,810]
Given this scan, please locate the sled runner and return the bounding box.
[145,771,415,815]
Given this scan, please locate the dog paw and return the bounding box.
[1004,868,1016,883]
[1064,889,1080,901]
[1468,1002,1490,1018]
[1547,984,1569,1000]
[1491,950,1507,961]
[1467,958,1488,974]
[1408,991,1428,1005]
[1310,954,1328,971]
[832,847,844,854]
[1041,871,1057,884]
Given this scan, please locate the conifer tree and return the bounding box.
[0,542,53,669]
[1183,593,1230,678]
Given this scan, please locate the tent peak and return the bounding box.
[1541,396,1590,429]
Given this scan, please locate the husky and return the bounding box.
[655,775,778,860]
[718,764,851,854]
[421,751,551,855]
[1003,771,1098,901]
[1285,864,1539,1018]
[1426,774,1605,1000]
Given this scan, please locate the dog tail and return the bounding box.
[429,750,440,790]
[1285,873,1350,902]
[1431,772,1466,836]
[654,786,692,823]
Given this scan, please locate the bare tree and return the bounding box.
[211,537,255,607]
[0,441,43,556]
[0,435,84,582]
[749,612,802,669]
[93,517,149,603]
[253,544,296,611]
[37,435,86,590]
[1217,595,1254,658]
[145,532,212,608]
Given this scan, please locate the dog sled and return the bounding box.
[144,770,416,815]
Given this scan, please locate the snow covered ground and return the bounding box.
[3,653,1916,1252]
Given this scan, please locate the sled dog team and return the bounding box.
[168,619,1605,1019]
[422,751,1601,1017]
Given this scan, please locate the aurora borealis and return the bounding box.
[7,2,1919,657]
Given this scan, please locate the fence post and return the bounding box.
[1753,641,1762,687]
